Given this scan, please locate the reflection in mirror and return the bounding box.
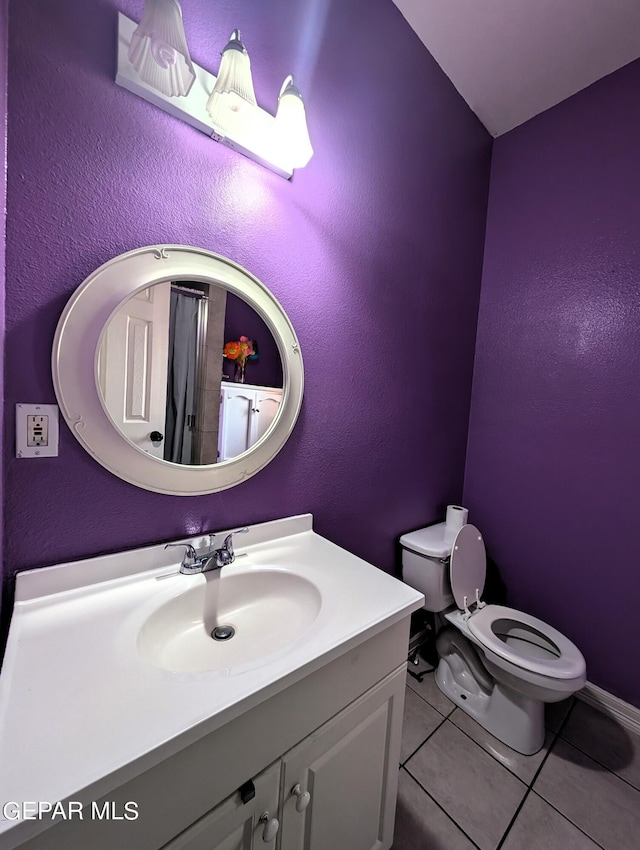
[98,282,284,466]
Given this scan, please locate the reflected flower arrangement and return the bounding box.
[223,336,259,383]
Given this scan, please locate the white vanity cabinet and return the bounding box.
[218,383,283,461]
[164,668,402,850]
[11,623,408,850]
[0,517,425,850]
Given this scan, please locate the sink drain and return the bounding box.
[211,625,235,641]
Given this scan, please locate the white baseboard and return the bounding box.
[577,682,640,737]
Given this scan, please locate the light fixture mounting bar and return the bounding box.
[115,13,292,179]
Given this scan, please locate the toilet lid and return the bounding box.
[449,524,486,610]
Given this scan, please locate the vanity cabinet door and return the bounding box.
[218,387,254,461]
[252,389,282,445]
[162,761,281,850]
[278,666,405,850]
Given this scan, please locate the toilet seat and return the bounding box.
[449,525,585,680]
[466,604,585,679]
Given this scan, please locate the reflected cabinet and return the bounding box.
[218,383,283,463]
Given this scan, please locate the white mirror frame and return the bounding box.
[52,245,304,495]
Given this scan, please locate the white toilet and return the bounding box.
[400,508,586,754]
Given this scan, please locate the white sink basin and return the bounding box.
[136,568,322,673]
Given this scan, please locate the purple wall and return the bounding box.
[464,59,640,709]
[0,0,7,627]
[3,0,491,602]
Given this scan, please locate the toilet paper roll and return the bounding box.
[445,505,468,534]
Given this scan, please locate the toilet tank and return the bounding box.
[400,523,455,613]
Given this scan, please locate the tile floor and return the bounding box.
[393,661,640,850]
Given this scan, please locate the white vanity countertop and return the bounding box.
[0,514,423,847]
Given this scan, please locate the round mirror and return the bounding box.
[52,246,304,495]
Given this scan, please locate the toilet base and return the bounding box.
[435,641,545,755]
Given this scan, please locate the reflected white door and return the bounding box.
[98,283,171,458]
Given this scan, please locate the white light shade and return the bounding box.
[128,0,195,97]
[275,76,313,169]
[206,31,258,136]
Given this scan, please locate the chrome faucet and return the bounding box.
[165,527,249,575]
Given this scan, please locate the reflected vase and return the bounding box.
[234,361,246,383]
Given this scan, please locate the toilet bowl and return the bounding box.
[400,514,586,754]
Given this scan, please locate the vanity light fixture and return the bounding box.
[116,4,313,179]
[206,30,257,136]
[275,76,313,170]
[128,0,196,97]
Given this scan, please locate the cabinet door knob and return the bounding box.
[291,783,311,812]
[150,431,164,442]
[258,812,279,843]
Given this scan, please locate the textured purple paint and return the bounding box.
[0,0,7,625]
[4,1,490,608]
[465,60,640,709]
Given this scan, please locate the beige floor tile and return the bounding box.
[401,687,445,763]
[450,708,553,784]
[406,722,526,850]
[534,738,640,849]
[562,700,640,791]
[544,697,574,733]
[501,792,600,850]
[406,669,455,717]
[392,769,477,850]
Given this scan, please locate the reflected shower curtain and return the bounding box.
[164,290,199,464]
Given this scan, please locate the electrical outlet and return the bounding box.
[27,415,49,447]
[16,404,59,458]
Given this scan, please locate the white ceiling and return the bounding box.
[392,0,640,137]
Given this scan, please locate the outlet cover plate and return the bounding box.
[16,404,59,458]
